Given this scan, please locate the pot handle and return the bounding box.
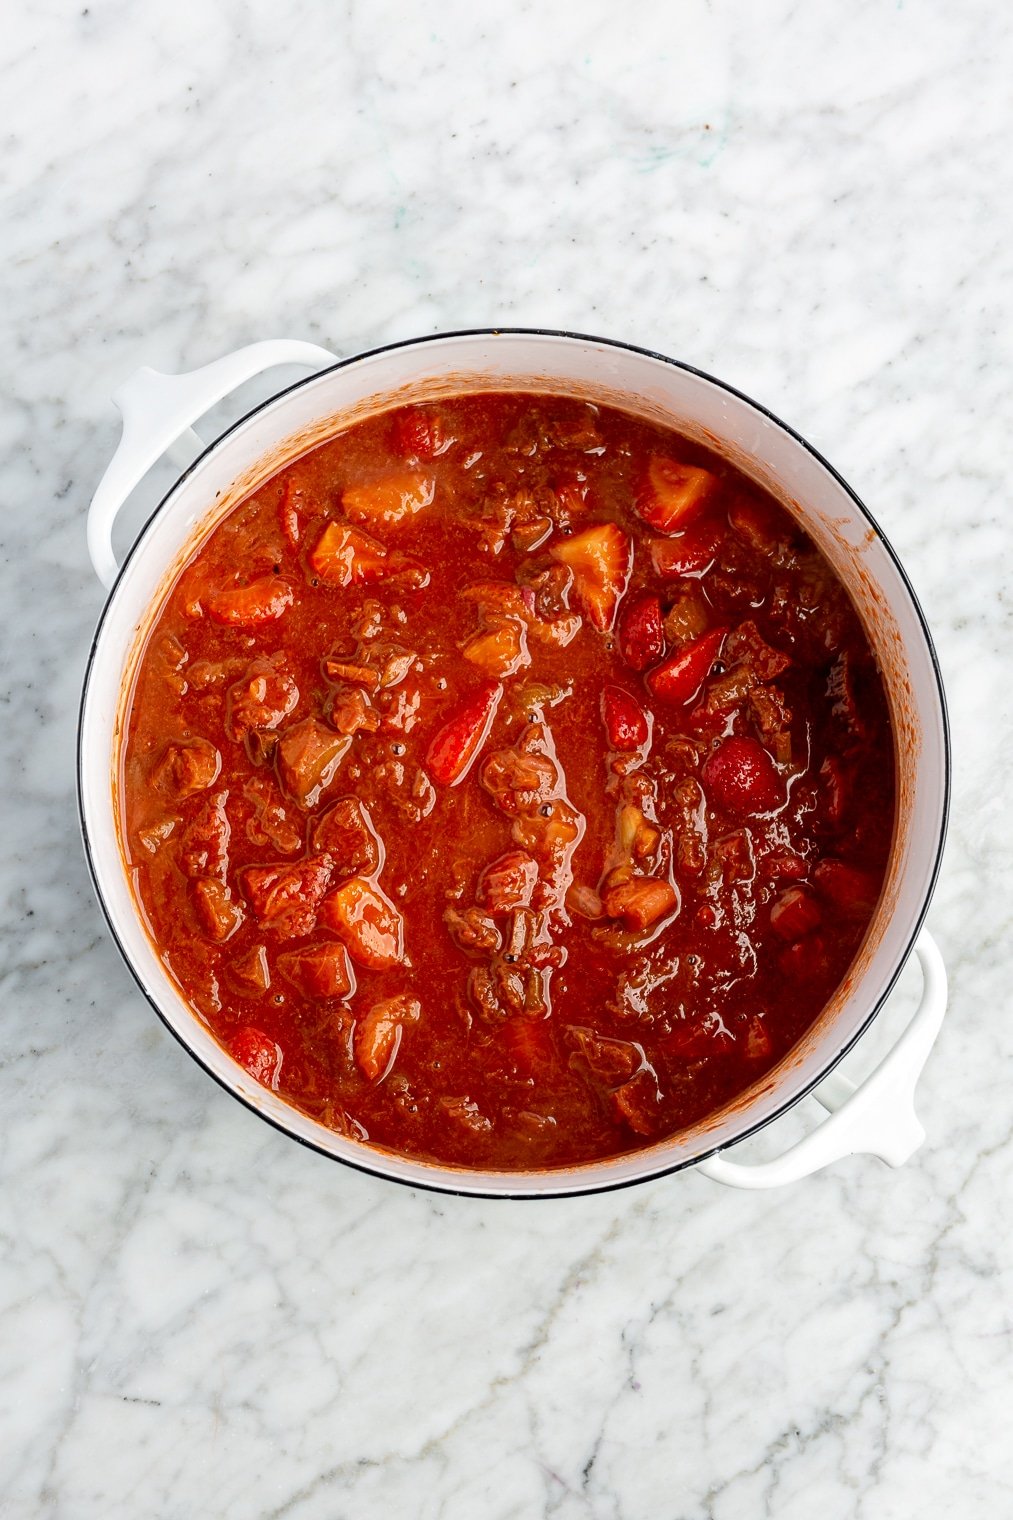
[86,339,338,590]
[696,929,947,1189]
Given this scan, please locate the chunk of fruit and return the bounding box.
[601,685,650,752]
[769,886,822,942]
[476,850,540,913]
[612,1068,662,1135]
[311,796,382,876]
[276,719,351,807]
[277,942,356,999]
[812,859,881,915]
[207,576,293,627]
[703,736,783,818]
[458,581,533,620]
[342,470,435,529]
[549,522,632,632]
[230,1026,282,1089]
[192,878,244,941]
[239,856,333,938]
[152,738,221,800]
[601,875,677,930]
[426,681,503,787]
[226,654,299,741]
[636,455,717,534]
[229,944,271,995]
[568,1026,642,1086]
[617,593,664,672]
[463,618,531,678]
[309,521,391,586]
[649,519,722,579]
[647,627,727,706]
[328,686,380,737]
[354,993,421,1081]
[179,790,230,880]
[728,494,785,552]
[390,407,446,461]
[320,876,405,970]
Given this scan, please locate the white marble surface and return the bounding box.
[2,1,1011,1514]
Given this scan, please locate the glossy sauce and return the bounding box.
[121,393,895,1169]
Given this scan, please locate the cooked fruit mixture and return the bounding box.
[120,392,895,1169]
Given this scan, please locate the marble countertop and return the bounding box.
[3,2,1011,1515]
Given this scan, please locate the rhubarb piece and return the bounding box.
[601,875,677,931]
[647,627,727,706]
[192,878,243,941]
[308,521,391,587]
[476,850,540,913]
[229,944,271,996]
[703,736,783,818]
[277,942,356,999]
[207,576,293,627]
[276,719,351,808]
[462,618,531,679]
[636,455,717,534]
[153,738,221,800]
[226,653,299,741]
[311,797,382,877]
[354,993,421,1081]
[549,522,632,632]
[320,876,405,970]
[426,681,503,787]
[617,592,664,672]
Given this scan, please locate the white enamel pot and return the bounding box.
[78,330,950,1198]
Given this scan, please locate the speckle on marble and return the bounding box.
[2,2,1012,1517]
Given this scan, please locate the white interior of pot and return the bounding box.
[80,332,947,1196]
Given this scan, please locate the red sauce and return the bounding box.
[120,392,895,1169]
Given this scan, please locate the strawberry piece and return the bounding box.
[229,1027,283,1088]
[703,736,783,817]
[426,681,503,787]
[308,521,391,587]
[390,407,446,461]
[342,471,434,529]
[549,522,632,632]
[277,942,356,999]
[646,627,727,706]
[769,886,822,942]
[649,518,723,579]
[812,859,881,915]
[354,993,421,1080]
[636,456,717,534]
[617,593,664,672]
[207,576,293,627]
[320,877,405,970]
[601,685,650,752]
